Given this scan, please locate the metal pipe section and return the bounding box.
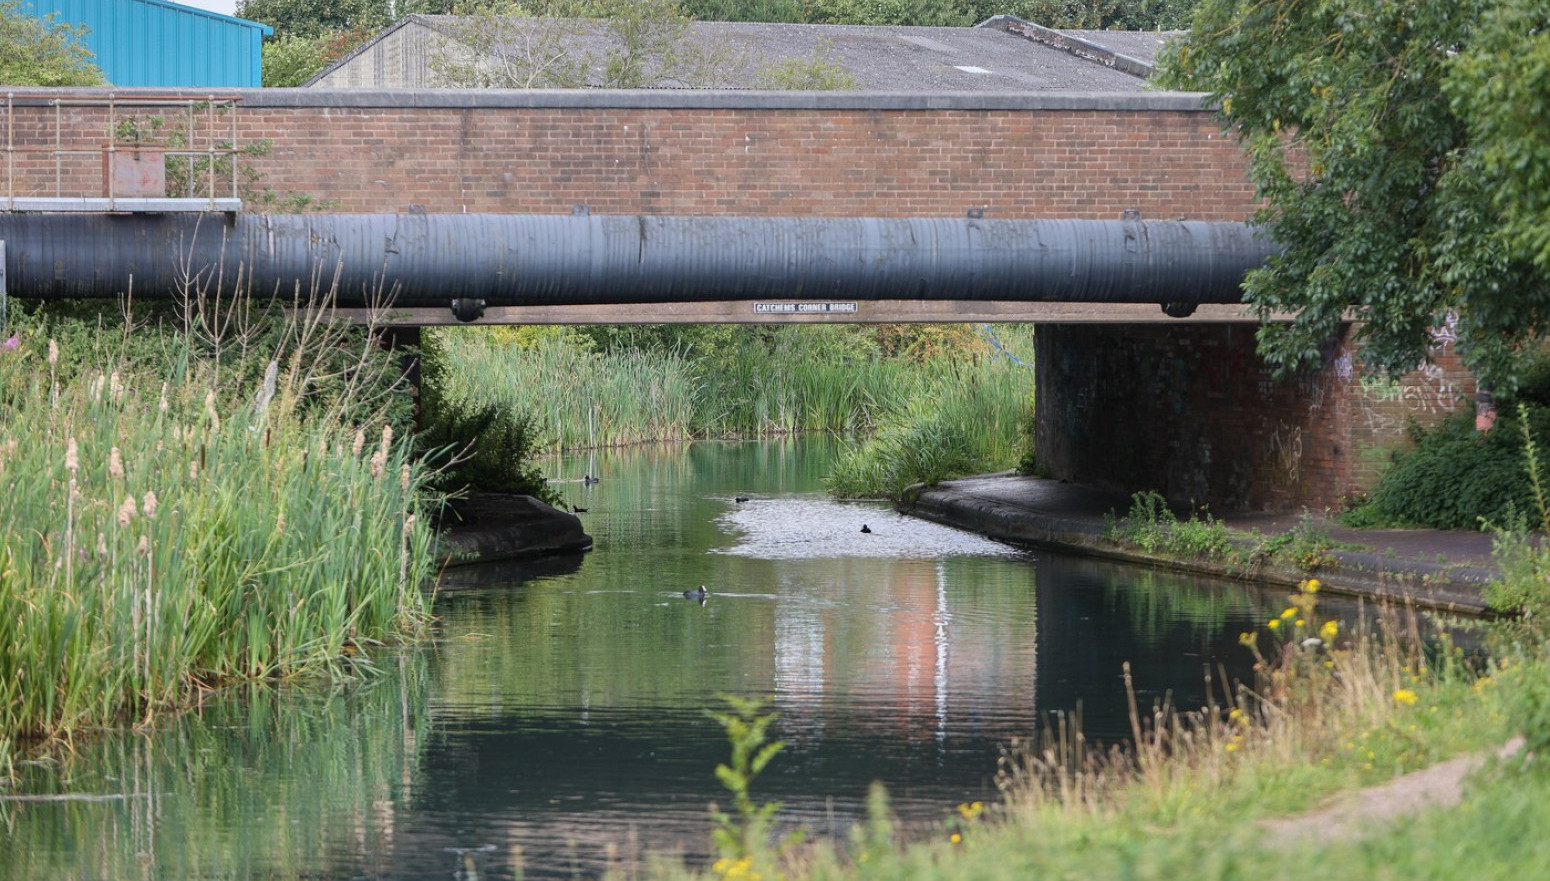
[0,213,1277,313]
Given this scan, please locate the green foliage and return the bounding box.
[1448,0,1550,276]
[1250,513,1340,573]
[262,27,375,86]
[708,695,788,865]
[1159,0,1550,389]
[682,0,1197,26]
[988,0,1197,29]
[237,0,452,38]
[417,334,556,501]
[431,0,733,88]
[756,38,858,89]
[826,327,1033,498]
[0,0,105,86]
[1355,406,1550,531]
[1103,490,1236,561]
[682,0,811,20]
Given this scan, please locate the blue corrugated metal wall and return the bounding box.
[34,0,273,87]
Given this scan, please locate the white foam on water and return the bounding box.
[711,495,1016,560]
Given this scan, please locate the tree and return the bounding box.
[262,26,377,86]
[1449,0,1550,277]
[0,0,106,86]
[1159,0,1550,390]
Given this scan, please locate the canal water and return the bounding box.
[5,438,1288,880]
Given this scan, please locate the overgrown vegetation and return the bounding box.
[1103,491,1343,575]
[1159,0,1550,390]
[426,323,1034,498]
[1102,490,1237,562]
[1344,355,1550,530]
[0,0,106,86]
[416,330,556,501]
[0,291,434,760]
[251,0,1199,88]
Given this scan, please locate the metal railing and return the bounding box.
[3,92,246,212]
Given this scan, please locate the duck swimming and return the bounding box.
[860,524,871,533]
[683,585,708,600]
[734,495,749,503]
[583,474,599,485]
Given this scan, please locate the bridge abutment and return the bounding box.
[1033,322,1475,512]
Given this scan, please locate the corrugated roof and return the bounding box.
[310,15,1160,91]
[38,0,272,88]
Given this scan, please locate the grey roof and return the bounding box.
[308,15,1162,91]
[668,20,1153,91]
[1062,29,1182,66]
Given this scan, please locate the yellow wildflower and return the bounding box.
[1268,619,1281,631]
[1302,578,1321,594]
[1320,620,1339,641]
[950,833,963,845]
[1281,607,1297,621]
[1393,689,1419,706]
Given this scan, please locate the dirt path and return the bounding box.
[1259,738,1525,843]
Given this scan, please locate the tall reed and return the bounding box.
[826,360,1034,499]
[0,297,434,747]
[428,324,1033,458]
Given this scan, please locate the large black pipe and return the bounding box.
[0,213,1276,311]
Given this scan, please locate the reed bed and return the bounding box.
[0,306,434,750]
[429,325,1034,467]
[433,334,701,449]
[826,364,1033,499]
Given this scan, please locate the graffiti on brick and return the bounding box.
[1267,422,1303,484]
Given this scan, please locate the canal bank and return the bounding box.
[430,492,593,567]
[902,472,1499,615]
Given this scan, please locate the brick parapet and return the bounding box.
[2,88,1256,221]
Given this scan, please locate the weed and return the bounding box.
[708,696,797,877]
[1251,512,1342,573]
[1102,491,1236,562]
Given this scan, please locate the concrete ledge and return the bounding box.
[431,493,592,568]
[901,474,1495,616]
[3,86,1219,113]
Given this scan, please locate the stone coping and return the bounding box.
[2,87,1217,113]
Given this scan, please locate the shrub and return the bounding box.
[1361,408,1550,530]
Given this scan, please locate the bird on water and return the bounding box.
[683,585,708,600]
[860,524,871,533]
[583,474,599,485]
[734,495,749,503]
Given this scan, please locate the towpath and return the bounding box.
[902,472,1500,614]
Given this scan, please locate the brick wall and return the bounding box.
[1,90,1259,220]
[1034,323,1475,512]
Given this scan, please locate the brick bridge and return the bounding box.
[0,88,1472,512]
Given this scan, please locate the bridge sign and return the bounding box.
[754,302,859,315]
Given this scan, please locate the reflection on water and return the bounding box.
[5,438,1282,880]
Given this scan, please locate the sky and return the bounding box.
[178,0,242,17]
